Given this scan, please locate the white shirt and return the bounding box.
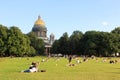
[29,67,37,72]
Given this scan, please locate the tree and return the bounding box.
[69,30,83,55]
[111,27,120,56]
[111,27,120,34]
[7,26,33,56]
[0,25,8,56]
[96,32,111,56]
[59,32,70,55]
[27,32,44,55]
[79,31,116,56]
[51,40,60,54]
[35,39,44,55]
[79,31,99,56]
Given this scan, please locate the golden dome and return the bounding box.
[34,16,45,26]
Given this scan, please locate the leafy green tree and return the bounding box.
[79,31,116,56]
[69,30,83,55]
[111,27,120,34]
[79,31,99,56]
[7,26,33,56]
[97,32,111,56]
[0,25,8,56]
[59,32,70,55]
[36,39,44,55]
[51,40,60,54]
[111,27,120,56]
[27,32,44,55]
[26,46,36,56]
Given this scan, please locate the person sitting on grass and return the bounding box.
[22,62,39,73]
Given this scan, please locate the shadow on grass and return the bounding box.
[115,68,120,69]
[105,68,120,74]
[106,72,120,74]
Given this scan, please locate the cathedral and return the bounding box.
[32,15,55,55]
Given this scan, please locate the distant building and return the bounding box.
[32,15,55,55]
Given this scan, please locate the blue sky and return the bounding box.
[0,0,120,39]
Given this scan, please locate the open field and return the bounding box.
[0,57,120,80]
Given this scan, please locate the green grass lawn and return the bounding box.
[0,57,120,80]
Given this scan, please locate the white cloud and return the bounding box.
[102,22,109,26]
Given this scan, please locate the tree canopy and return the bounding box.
[0,25,45,57]
[0,24,120,57]
[51,29,120,57]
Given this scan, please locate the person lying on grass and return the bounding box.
[21,62,39,73]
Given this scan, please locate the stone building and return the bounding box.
[32,15,54,55]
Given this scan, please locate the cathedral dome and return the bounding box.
[34,16,45,26]
[32,16,47,32]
